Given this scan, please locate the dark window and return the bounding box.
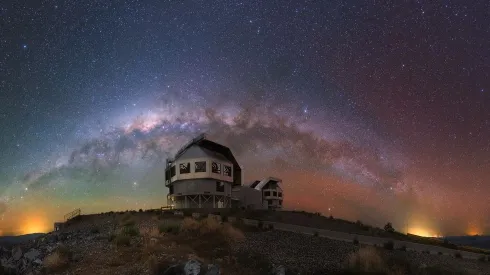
[212,162,221,174]
[195,161,206,172]
[264,191,271,196]
[273,191,277,197]
[216,181,225,192]
[179,162,190,174]
[223,165,232,176]
[169,185,174,195]
[279,200,282,205]
[268,199,272,205]
[278,192,282,197]
[170,166,176,177]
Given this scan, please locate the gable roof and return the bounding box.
[252,177,282,190]
[249,180,261,188]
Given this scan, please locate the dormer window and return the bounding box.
[179,162,190,174]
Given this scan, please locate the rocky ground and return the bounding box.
[1,212,490,275]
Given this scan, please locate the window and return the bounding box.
[273,191,277,197]
[195,161,206,172]
[179,162,190,174]
[279,200,282,206]
[212,162,221,174]
[223,165,232,176]
[169,185,174,195]
[216,181,225,192]
[278,192,282,197]
[170,166,176,177]
[264,191,271,196]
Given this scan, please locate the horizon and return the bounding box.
[1,1,490,237]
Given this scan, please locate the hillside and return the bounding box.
[1,210,490,274]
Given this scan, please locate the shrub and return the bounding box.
[122,218,136,227]
[313,231,319,237]
[383,241,394,250]
[454,252,462,259]
[121,225,140,237]
[90,227,100,234]
[158,221,180,234]
[438,251,443,255]
[343,247,387,273]
[384,222,395,233]
[43,245,72,271]
[108,233,116,242]
[398,245,407,251]
[329,215,334,220]
[114,234,131,246]
[139,209,143,213]
[478,255,486,262]
[353,237,360,246]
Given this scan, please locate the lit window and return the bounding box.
[195,161,206,172]
[179,162,190,174]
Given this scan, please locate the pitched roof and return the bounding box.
[251,177,282,190]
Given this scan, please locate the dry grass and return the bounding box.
[344,247,387,273]
[43,245,72,271]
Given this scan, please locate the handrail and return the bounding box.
[64,208,81,221]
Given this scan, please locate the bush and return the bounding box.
[90,227,100,234]
[478,255,486,262]
[353,237,360,246]
[383,241,394,250]
[139,209,143,213]
[454,252,462,259]
[108,233,116,242]
[115,234,131,246]
[158,221,180,234]
[43,245,72,271]
[313,231,319,237]
[438,251,443,255]
[384,222,395,233]
[343,247,387,273]
[121,225,140,237]
[398,245,407,251]
[122,218,136,227]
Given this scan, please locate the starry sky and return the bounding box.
[1,1,489,236]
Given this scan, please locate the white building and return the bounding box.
[232,177,284,210]
[165,134,242,209]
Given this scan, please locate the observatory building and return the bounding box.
[165,134,242,209]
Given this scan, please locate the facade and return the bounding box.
[232,177,284,210]
[165,134,242,209]
[250,177,284,210]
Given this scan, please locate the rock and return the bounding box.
[184,259,201,275]
[12,247,22,261]
[33,259,43,265]
[272,265,286,275]
[205,264,220,275]
[24,249,40,261]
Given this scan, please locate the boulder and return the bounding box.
[12,247,22,261]
[163,259,220,275]
[24,249,40,261]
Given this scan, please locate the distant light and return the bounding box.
[22,44,27,49]
[25,187,28,191]
[133,182,137,185]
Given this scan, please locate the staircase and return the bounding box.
[63,208,81,221]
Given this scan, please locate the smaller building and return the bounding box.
[232,177,284,210]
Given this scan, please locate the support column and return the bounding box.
[199,195,201,208]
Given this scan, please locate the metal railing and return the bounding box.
[64,208,81,221]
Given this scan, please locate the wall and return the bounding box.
[172,179,232,196]
[233,186,267,210]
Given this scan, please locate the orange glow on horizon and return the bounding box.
[407,227,440,238]
[20,213,50,235]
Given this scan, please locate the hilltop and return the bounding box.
[1,209,490,274]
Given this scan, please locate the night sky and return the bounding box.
[1,1,489,236]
